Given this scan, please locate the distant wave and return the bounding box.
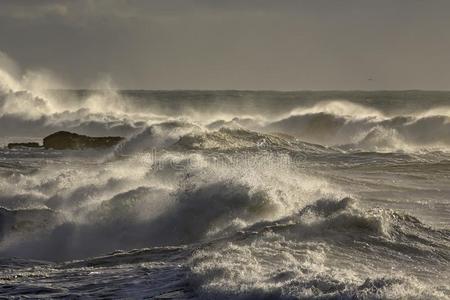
[1,62,449,153]
[0,89,148,137]
[264,107,450,151]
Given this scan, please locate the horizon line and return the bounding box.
[44,89,450,93]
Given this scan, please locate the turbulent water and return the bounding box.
[0,78,449,298]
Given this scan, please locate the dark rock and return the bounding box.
[43,131,124,150]
[7,142,41,149]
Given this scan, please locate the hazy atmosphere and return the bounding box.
[1,1,450,299]
[1,0,450,89]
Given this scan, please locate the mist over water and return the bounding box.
[0,65,450,298]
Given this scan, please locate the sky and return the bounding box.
[1,0,450,90]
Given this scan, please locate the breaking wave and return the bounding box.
[264,104,450,151]
[189,197,450,299]
[0,138,330,261]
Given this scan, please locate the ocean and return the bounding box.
[0,89,449,299]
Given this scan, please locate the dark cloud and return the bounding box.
[1,0,450,89]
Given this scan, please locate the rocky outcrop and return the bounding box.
[7,142,41,149]
[43,131,124,150]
